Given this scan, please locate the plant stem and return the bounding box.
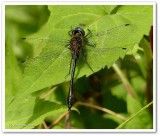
[112,63,137,99]
[49,111,68,129]
[42,121,48,129]
[76,101,126,120]
[65,111,71,129]
[40,86,57,100]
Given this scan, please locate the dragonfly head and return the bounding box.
[72,27,85,36]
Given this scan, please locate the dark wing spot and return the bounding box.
[122,48,127,50]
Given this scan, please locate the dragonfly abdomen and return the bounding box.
[67,57,77,111]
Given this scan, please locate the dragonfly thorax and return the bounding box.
[72,27,85,36]
[70,36,83,59]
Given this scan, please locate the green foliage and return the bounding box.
[6,97,67,129]
[5,5,153,129]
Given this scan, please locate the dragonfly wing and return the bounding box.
[85,47,129,70]
[16,29,70,50]
[17,37,69,47]
[89,24,137,49]
[16,29,70,58]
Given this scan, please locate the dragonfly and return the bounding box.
[17,23,136,111]
[65,27,96,111]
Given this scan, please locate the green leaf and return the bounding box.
[5,5,50,36]
[6,97,67,129]
[11,5,153,109]
[5,39,23,108]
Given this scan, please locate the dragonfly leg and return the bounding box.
[68,29,72,37]
[84,37,96,47]
[84,29,96,47]
[82,48,94,73]
[86,41,96,47]
[85,29,92,38]
[65,58,72,79]
[65,43,70,47]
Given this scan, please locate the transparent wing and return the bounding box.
[86,47,128,65]
[16,37,69,47]
[92,24,135,37]
[16,30,70,59]
[17,24,136,67]
[89,24,137,48]
[24,46,128,72]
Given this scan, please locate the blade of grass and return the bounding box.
[116,101,153,129]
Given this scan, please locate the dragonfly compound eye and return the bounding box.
[72,27,85,36]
